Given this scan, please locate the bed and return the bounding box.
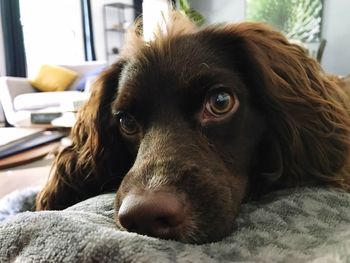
[1,187,350,262]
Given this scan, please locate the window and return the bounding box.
[19,0,84,76]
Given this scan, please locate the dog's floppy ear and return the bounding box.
[36,60,133,210]
[209,23,350,190]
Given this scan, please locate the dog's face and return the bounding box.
[112,31,267,243]
[36,13,350,245]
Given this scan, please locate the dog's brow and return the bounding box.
[118,62,138,93]
[113,90,132,113]
[112,61,143,112]
[190,68,244,92]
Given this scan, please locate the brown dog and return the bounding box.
[36,12,350,244]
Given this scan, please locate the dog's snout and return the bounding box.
[118,191,185,240]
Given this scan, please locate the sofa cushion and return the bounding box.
[70,66,105,91]
[13,91,90,111]
[30,65,78,92]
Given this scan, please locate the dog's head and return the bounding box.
[37,13,350,244]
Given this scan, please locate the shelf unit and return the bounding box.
[103,3,135,64]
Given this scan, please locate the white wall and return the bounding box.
[21,0,85,77]
[190,0,350,75]
[191,0,245,24]
[321,0,350,75]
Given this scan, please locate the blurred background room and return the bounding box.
[0,0,349,195]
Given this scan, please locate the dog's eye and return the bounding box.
[204,90,237,117]
[200,87,239,124]
[117,112,140,136]
[206,91,233,115]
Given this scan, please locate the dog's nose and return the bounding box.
[117,191,185,240]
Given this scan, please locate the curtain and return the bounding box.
[0,0,27,77]
[133,0,142,19]
[81,0,96,61]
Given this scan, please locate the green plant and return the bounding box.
[178,0,205,26]
[246,0,323,42]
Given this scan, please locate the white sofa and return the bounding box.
[0,61,106,127]
[0,104,4,126]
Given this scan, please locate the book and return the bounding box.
[0,128,44,148]
[31,112,63,124]
[0,129,66,159]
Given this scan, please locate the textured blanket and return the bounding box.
[1,187,350,262]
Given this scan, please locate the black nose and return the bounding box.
[117,191,185,240]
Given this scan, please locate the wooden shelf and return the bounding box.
[106,28,127,33]
[103,2,135,64]
[104,3,133,9]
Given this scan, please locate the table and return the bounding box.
[0,141,60,169]
[0,127,67,199]
[0,127,68,169]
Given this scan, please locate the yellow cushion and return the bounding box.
[30,64,78,92]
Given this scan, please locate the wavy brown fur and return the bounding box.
[36,60,133,209]
[215,22,350,190]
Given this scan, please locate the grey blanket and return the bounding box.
[1,187,350,262]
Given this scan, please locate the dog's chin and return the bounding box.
[177,220,235,244]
